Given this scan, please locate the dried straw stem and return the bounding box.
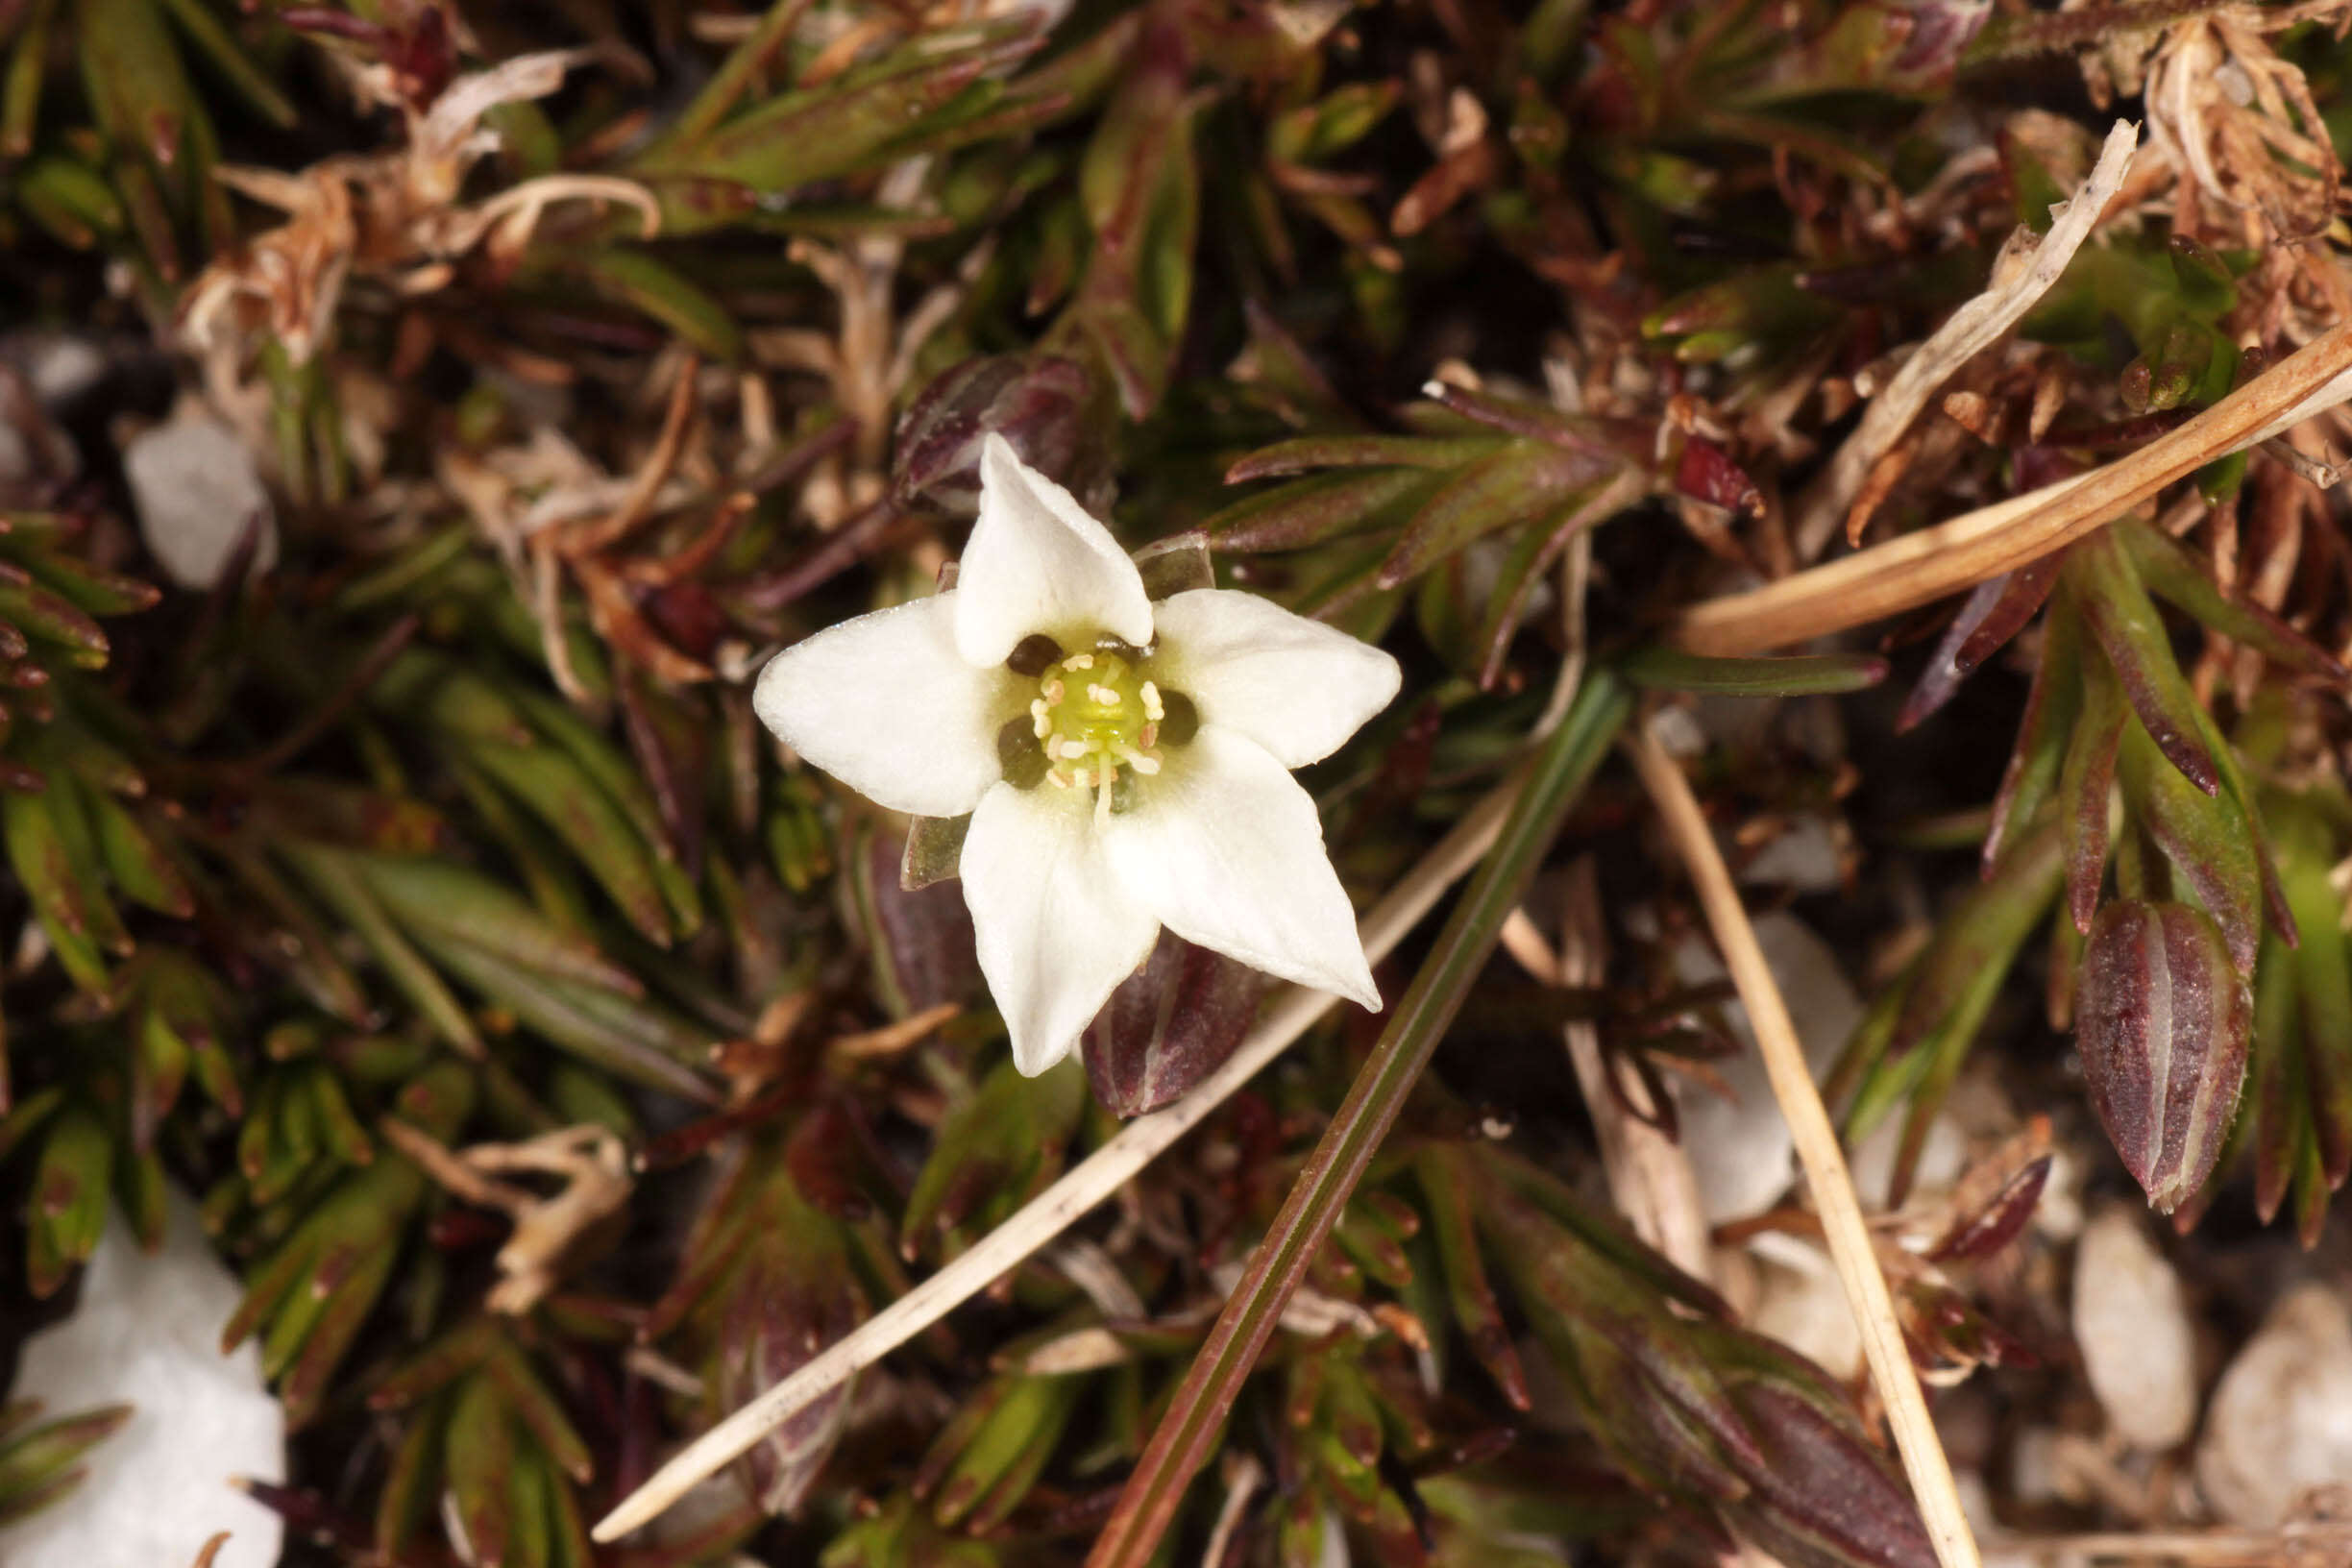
[1983,1521,2352,1567]
[1628,718,1983,1568]
[592,771,1531,1542]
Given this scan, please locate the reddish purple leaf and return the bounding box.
[1899,573,2008,734]
[1928,1155,2050,1262]
[2058,658,2126,934]
[893,354,1092,515]
[1953,548,2066,674]
[1672,437,1764,519]
[1081,933,1263,1117]
[1983,593,2085,876]
[2077,900,2251,1213]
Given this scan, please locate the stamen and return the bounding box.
[1140,681,1164,722]
[1005,632,1065,677]
[1124,751,1161,775]
[1088,683,1120,706]
[1139,723,1158,749]
[1065,652,1094,670]
[997,717,1050,790]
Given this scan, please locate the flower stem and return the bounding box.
[1083,670,1632,1568]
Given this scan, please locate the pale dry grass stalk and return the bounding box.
[1983,1519,2352,1568]
[1628,718,1983,1568]
[592,770,1532,1541]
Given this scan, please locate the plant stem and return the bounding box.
[1084,670,1631,1568]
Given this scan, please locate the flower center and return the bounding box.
[1031,649,1163,796]
[993,635,1201,821]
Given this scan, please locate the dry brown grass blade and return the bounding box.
[1629,719,1983,1568]
[1677,318,2352,655]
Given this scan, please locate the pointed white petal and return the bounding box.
[962,780,1161,1074]
[752,594,1006,819]
[1102,727,1379,1009]
[956,434,1153,666]
[1149,589,1401,768]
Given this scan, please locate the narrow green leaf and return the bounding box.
[3,790,110,992]
[282,842,485,1057]
[469,740,677,947]
[1621,646,1889,697]
[355,856,644,995]
[1378,445,1617,589]
[29,1108,111,1296]
[89,792,192,917]
[1204,468,1440,555]
[1224,434,1505,483]
[445,1375,516,1568]
[2117,520,2349,682]
[2069,529,2219,796]
[152,0,296,128]
[1983,593,2084,875]
[2278,812,2352,1187]
[410,932,717,1102]
[575,250,744,364]
[653,0,811,155]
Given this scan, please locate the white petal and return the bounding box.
[1149,589,1401,768]
[1102,726,1379,1009]
[962,780,1161,1074]
[957,433,1153,666]
[752,594,1006,819]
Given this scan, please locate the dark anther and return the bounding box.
[997,718,1049,789]
[1006,633,1064,676]
[1156,690,1199,746]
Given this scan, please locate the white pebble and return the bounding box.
[124,408,278,590]
[2196,1284,2352,1526]
[1672,912,1862,1224]
[2071,1207,2198,1451]
[0,1189,285,1568]
[1743,1232,1862,1379]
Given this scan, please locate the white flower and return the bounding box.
[754,434,1402,1075]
